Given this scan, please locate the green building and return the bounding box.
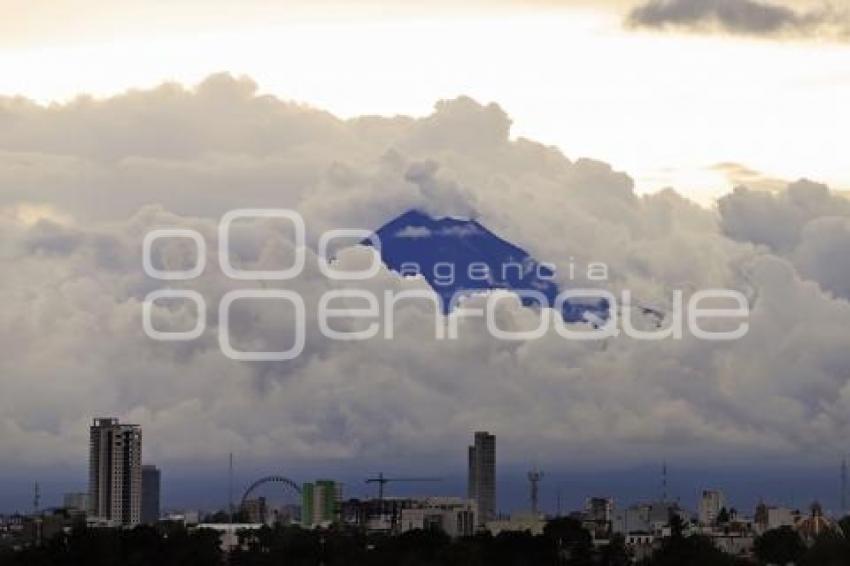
[301,480,341,527]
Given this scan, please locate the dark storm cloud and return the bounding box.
[627,0,848,40]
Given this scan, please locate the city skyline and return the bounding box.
[3,421,849,522]
[4,417,850,566]
[5,413,850,562]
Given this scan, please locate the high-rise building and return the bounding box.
[89,418,143,526]
[301,480,341,527]
[467,431,496,525]
[698,489,725,526]
[141,465,161,524]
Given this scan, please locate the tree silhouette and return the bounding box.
[754,526,804,566]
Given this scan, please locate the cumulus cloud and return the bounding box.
[1,73,849,483]
[719,182,850,300]
[793,217,850,299]
[719,179,850,250]
[627,0,849,40]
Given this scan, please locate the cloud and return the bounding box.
[718,179,850,251]
[719,181,850,304]
[1,74,850,489]
[793,217,850,299]
[710,162,789,192]
[626,0,849,40]
[395,226,432,238]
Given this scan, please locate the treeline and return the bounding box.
[230,517,624,566]
[0,518,622,566]
[2,516,850,566]
[0,523,222,566]
[648,515,850,566]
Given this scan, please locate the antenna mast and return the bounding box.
[842,457,847,516]
[229,453,234,522]
[528,466,544,517]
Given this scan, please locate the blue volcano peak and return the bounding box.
[370,209,608,323]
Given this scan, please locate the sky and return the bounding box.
[1,0,849,203]
[2,0,850,516]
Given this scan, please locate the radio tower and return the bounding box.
[528,466,544,516]
[662,461,668,502]
[229,453,235,523]
[842,457,847,515]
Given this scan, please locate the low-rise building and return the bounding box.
[242,498,268,524]
[754,502,796,533]
[194,523,264,552]
[63,493,90,514]
[581,497,614,540]
[710,533,754,558]
[613,501,686,536]
[796,502,839,542]
[400,497,476,538]
[162,510,200,526]
[486,513,545,536]
[341,497,423,533]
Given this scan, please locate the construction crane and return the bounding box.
[365,473,443,500]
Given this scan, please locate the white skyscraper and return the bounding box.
[89,418,143,526]
[468,431,496,525]
[698,489,725,526]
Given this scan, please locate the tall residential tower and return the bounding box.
[468,431,496,525]
[141,464,161,524]
[698,489,726,526]
[301,480,342,527]
[89,418,143,526]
